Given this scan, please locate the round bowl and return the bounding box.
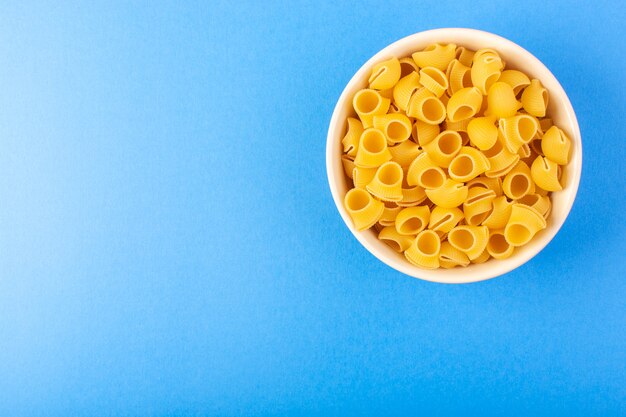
[326,28,582,284]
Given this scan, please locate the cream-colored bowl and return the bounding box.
[326,28,582,283]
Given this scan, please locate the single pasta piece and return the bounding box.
[395,206,431,235]
[373,113,412,145]
[446,59,472,95]
[482,195,513,229]
[521,79,549,117]
[342,117,364,157]
[443,117,472,132]
[379,201,403,226]
[502,161,535,200]
[379,226,414,252]
[448,146,491,182]
[447,87,483,122]
[393,72,421,111]
[530,156,563,191]
[353,89,390,128]
[467,116,498,150]
[398,182,428,207]
[405,230,441,269]
[497,70,530,96]
[484,140,520,178]
[428,206,464,234]
[439,241,470,268]
[499,114,538,153]
[413,119,440,146]
[425,179,468,208]
[406,152,447,189]
[456,46,475,67]
[352,166,377,189]
[344,188,385,231]
[366,161,404,202]
[541,126,571,165]
[411,43,456,71]
[388,140,421,169]
[486,229,514,259]
[399,57,419,77]
[368,57,401,90]
[515,193,551,219]
[486,82,521,118]
[448,225,489,260]
[473,48,501,62]
[467,176,503,196]
[471,53,504,95]
[504,203,546,246]
[463,187,497,226]
[354,128,392,168]
[471,249,491,264]
[419,67,449,97]
[423,130,463,168]
[407,88,446,124]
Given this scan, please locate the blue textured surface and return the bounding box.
[0,1,625,416]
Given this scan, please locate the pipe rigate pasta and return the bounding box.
[425,179,468,208]
[455,46,475,67]
[467,176,503,196]
[446,59,472,95]
[373,113,412,145]
[463,187,497,226]
[447,87,483,122]
[521,79,549,117]
[467,116,498,150]
[499,114,538,153]
[366,161,404,202]
[541,126,571,165]
[393,72,421,111]
[342,117,364,157]
[352,166,377,189]
[368,57,401,91]
[411,43,456,71]
[487,229,514,259]
[344,188,385,231]
[406,152,446,189]
[504,204,546,246]
[399,57,419,77]
[497,70,530,96]
[407,88,446,124]
[341,155,355,180]
[353,89,390,128]
[481,196,513,229]
[405,230,441,269]
[379,202,403,227]
[395,206,430,235]
[448,225,489,261]
[439,241,470,268]
[423,130,463,168]
[471,52,504,95]
[486,82,521,118]
[419,67,449,97]
[449,146,491,182]
[530,156,562,191]
[428,206,464,234]
[354,128,392,168]
[412,119,440,146]
[378,226,414,252]
[502,161,535,200]
[388,140,421,168]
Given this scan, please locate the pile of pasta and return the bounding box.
[341,44,572,269]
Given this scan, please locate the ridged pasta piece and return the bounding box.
[392,72,421,111]
[352,166,377,188]
[389,140,421,169]
[354,128,392,168]
[439,241,470,268]
[341,156,356,184]
[463,187,497,225]
[411,43,456,71]
[473,48,501,62]
[484,140,520,178]
[378,88,394,100]
[412,119,440,146]
[407,88,446,124]
[447,87,483,122]
[379,202,403,226]
[428,206,464,234]
[504,203,546,246]
[471,53,504,95]
[425,179,468,208]
[456,46,475,67]
[419,67,449,97]
[342,117,364,157]
[515,193,551,219]
[368,57,401,90]
[467,116,498,150]
[353,89,390,128]
[423,130,463,168]
[344,188,385,231]
[517,143,531,159]
[467,176,503,196]
[398,183,428,207]
[446,59,472,95]
[486,82,521,118]
[499,114,538,153]
[497,70,530,96]
[471,249,491,264]
[373,113,412,145]
[521,79,549,117]
[399,57,419,77]
[502,161,535,200]
[530,156,563,191]
[448,225,489,260]
[405,230,441,269]
[482,196,513,229]
[541,125,572,165]
[379,226,414,252]
[448,146,491,182]
[395,206,430,235]
[443,117,472,132]
[486,229,514,259]
[406,152,446,189]
[366,161,404,202]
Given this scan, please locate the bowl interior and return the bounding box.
[327,28,582,283]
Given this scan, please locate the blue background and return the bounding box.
[0,1,625,416]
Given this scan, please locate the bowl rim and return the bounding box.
[326,28,582,284]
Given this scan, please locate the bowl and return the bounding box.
[326,28,582,284]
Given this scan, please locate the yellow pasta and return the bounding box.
[446,59,472,95]
[373,113,412,145]
[517,143,531,159]
[405,230,441,269]
[499,114,538,153]
[486,229,514,259]
[541,126,571,165]
[366,161,404,202]
[539,117,553,132]
[504,203,546,246]
[448,225,489,260]
[352,166,377,189]
[482,196,513,229]
[439,241,470,268]
[411,43,456,71]
[406,152,446,189]
[467,116,498,150]
[406,88,446,124]
[521,79,549,117]
[368,57,401,90]
[486,82,521,118]
[428,206,464,234]
[353,89,390,128]
[379,226,414,252]
[388,140,421,169]
[484,139,520,178]
[471,249,491,264]
[443,117,472,132]
[399,57,419,77]
[467,176,503,196]
[497,70,530,96]
[395,206,430,235]
[419,67,449,97]
[412,119,440,146]
[392,72,421,111]
[448,146,491,182]
[425,179,468,208]
[379,202,403,226]
[344,188,385,231]
[354,128,392,168]
[456,46,475,67]
[447,87,483,122]
[463,187,497,226]
[341,155,355,180]
[342,117,364,157]
[471,52,504,95]
[398,182,428,207]
[515,193,551,219]
[423,130,463,168]
[530,156,563,191]
[502,161,535,200]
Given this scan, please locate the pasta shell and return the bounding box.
[379,226,414,252]
[352,166,377,189]
[448,225,489,260]
[388,140,421,169]
[366,161,404,202]
[463,187,497,226]
[486,229,515,259]
[484,140,520,178]
[515,193,551,219]
[439,241,470,268]
[344,188,385,231]
[395,206,431,235]
[368,57,401,90]
[379,202,403,226]
[399,57,419,77]
[419,67,449,97]
[428,206,464,234]
[456,46,475,67]
[448,146,491,182]
[521,79,549,117]
[407,88,446,124]
[467,116,498,150]
[423,130,463,168]
[405,230,441,269]
[446,59,472,96]
[504,203,546,246]
[373,113,412,145]
[342,117,364,157]
[425,179,468,208]
[443,117,472,132]
[467,176,503,196]
[541,126,571,165]
[354,128,392,168]
[499,114,538,153]
[482,196,513,229]
[502,161,535,200]
[412,119,440,146]
[392,72,421,111]
[353,89,390,128]
[447,87,483,122]
[531,156,562,191]
[406,152,446,189]
[398,184,428,207]
[471,249,491,264]
[486,82,521,118]
[411,43,456,71]
[471,53,504,95]
[497,70,530,96]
